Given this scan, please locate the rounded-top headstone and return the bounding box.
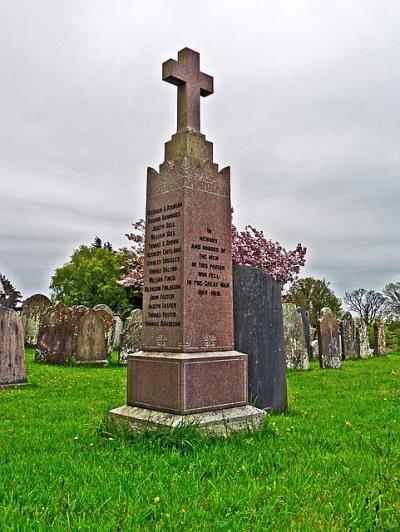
[21,294,51,347]
[76,309,108,365]
[0,306,27,386]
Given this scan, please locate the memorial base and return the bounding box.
[109,404,266,436]
[126,351,248,415]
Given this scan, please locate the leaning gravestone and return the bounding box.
[113,315,123,349]
[110,48,265,433]
[76,309,108,365]
[340,312,358,359]
[118,309,142,365]
[0,306,27,387]
[21,294,51,347]
[233,265,287,412]
[317,307,342,369]
[354,317,371,359]
[373,317,387,356]
[35,302,75,364]
[282,303,309,370]
[93,305,115,355]
[296,306,313,359]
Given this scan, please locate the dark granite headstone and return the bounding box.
[0,306,27,387]
[76,309,108,365]
[373,317,386,356]
[233,264,287,412]
[21,294,51,347]
[296,306,313,358]
[317,307,341,369]
[340,312,358,359]
[35,302,75,364]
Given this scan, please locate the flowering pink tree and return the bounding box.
[120,216,306,290]
[231,224,306,285]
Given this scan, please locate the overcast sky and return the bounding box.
[1,0,399,301]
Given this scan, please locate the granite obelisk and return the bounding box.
[110,48,265,432]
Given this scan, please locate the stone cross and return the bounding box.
[162,47,213,132]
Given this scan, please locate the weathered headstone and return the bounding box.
[340,312,358,359]
[317,307,342,369]
[21,294,51,347]
[93,306,115,355]
[233,265,287,412]
[282,303,309,370]
[118,310,142,365]
[373,316,387,356]
[70,305,89,355]
[354,317,371,359]
[0,306,27,387]
[296,306,313,359]
[76,309,108,365]
[35,302,75,364]
[110,48,265,433]
[311,339,319,358]
[113,315,123,349]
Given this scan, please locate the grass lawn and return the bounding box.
[1,350,399,530]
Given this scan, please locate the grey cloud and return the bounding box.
[1,0,399,299]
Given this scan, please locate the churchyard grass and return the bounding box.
[1,351,399,530]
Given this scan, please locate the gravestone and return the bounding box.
[21,294,51,347]
[354,317,371,359]
[93,306,115,355]
[373,317,387,356]
[296,306,313,359]
[233,265,287,412]
[110,48,265,433]
[118,309,142,365]
[71,305,89,355]
[317,307,342,369]
[0,306,27,387]
[340,312,358,359]
[282,303,309,370]
[35,302,75,364]
[113,315,123,349]
[76,309,108,365]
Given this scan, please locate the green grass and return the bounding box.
[1,350,399,530]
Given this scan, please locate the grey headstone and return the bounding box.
[0,306,27,387]
[35,302,76,364]
[119,310,142,365]
[311,339,319,358]
[373,317,386,356]
[233,264,287,413]
[340,312,358,359]
[283,303,309,370]
[113,315,123,349]
[76,309,108,365]
[354,317,371,359]
[21,294,51,347]
[93,307,115,355]
[317,307,342,369]
[296,306,313,358]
